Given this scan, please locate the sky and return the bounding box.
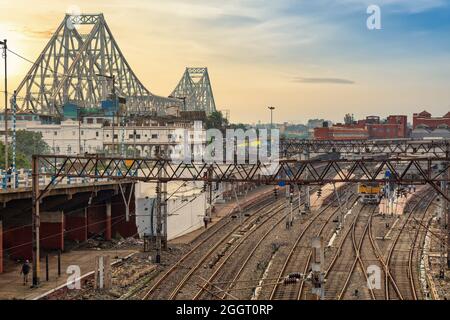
[0,0,450,124]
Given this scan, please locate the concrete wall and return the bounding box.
[135,181,206,240]
[3,225,32,261]
[65,209,88,242]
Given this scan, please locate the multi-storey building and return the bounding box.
[412,110,450,129]
[0,111,205,156]
[314,114,408,140]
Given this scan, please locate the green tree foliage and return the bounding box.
[205,111,228,130]
[0,130,49,169]
[15,130,50,157]
[229,123,248,130]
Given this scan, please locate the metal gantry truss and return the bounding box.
[15,14,182,117]
[281,138,450,157]
[34,154,450,196]
[29,154,450,286]
[170,67,216,114]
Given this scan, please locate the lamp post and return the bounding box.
[0,39,7,170]
[268,106,275,129]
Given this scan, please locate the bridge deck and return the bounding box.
[0,181,131,202]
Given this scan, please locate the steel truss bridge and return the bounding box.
[280,138,450,157]
[14,14,216,117]
[170,67,216,114]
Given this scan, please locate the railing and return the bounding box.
[0,168,120,191]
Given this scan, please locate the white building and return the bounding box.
[1,113,205,156]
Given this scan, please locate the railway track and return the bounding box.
[140,193,279,299]
[141,190,310,300]
[268,183,356,300]
[323,190,434,300]
[192,197,300,300]
[385,190,435,300]
[141,164,333,300]
[194,183,351,300]
[323,203,367,299]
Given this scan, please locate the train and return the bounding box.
[357,182,381,204]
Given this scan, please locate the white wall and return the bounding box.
[135,181,206,240]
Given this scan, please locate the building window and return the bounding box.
[87,118,94,124]
[129,134,134,139]
[81,130,84,135]
[54,131,57,136]
[113,134,118,139]
[151,134,158,139]
[136,134,141,139]
[96,131,99,137]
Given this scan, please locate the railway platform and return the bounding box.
[0,248,136,300]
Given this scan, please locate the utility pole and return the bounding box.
[11,91,16,188]
[268,106,276,204]
[78,111,82,154]
[155,145,168,262]
[304,148,311,213]
[1,40,7,170]
[446,146,450,268]
[31,156,40,286]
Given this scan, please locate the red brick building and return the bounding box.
[314,126,369,140]
[313,115,407,140]
[413,110,450,129]
[366,115,408,139]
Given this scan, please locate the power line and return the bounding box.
[7,47,113,81]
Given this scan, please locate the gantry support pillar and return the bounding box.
[0,220,3,274]
[105,202,112,241]
[31,155,40,287]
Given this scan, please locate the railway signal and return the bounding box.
[310,236,325,300]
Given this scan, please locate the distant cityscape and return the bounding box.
[248,110,450,140]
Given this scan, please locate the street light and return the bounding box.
[268,106,275,129]
[0,39,7,170]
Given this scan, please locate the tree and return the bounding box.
[344,113,354,125]
[0,130,49,169]
[15,130,49,157]
[229,123,247,130]
[205,111,228,130]
[0,142,29,169]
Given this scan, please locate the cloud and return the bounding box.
[293,77,355,84]
[21,26,54,38]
